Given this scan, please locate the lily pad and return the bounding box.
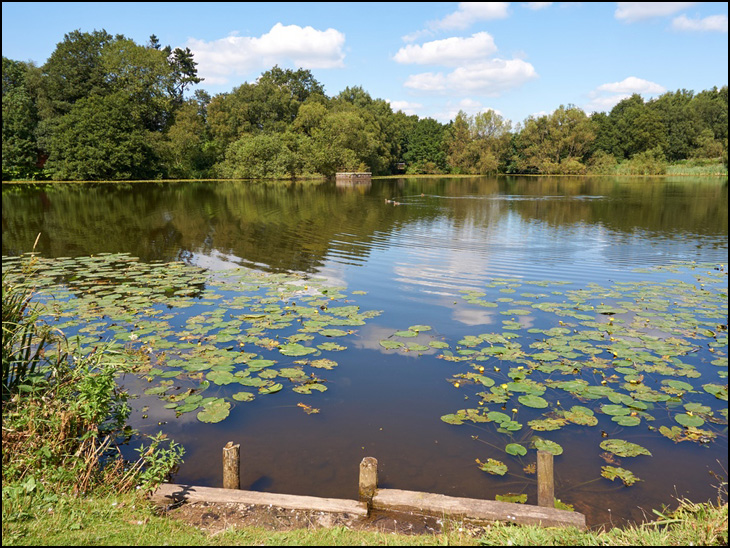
[533,438,563,455]
[477,458,508,476]
[599,439,652,457]
[601,466,641,486]
[197,399,231,423]
[518,395,549,409]
[505,443,527,456]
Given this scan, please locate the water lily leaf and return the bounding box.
[674,413,705,428]
[505,443,527,456]
[601,466,641,486]
[486,411,511,424]
[518,395,549,409]
[601,404,631,416]
[496,493,527,503]
[317,342,346,351]
[409,325,432,332]
[232,391,255,402]
[310,358,338,369]
[395,330,418,338]
[441,414,464,425]
[259,382,283,394]
[612,415,641,426]
[703,384,728,401]
[293,383,327,394]
[477,458,508,476]
[599,439,652,457]
[197,399,231,423]
[279,343,317,357]
[429,341,450,349]
[533,438,563,455]
[528,418,567,431]
[380,340,404,349]
[206,370,236,385]
[319,328,349,337]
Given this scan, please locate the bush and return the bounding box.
[2,269,184,523]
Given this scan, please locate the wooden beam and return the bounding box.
[151,484,368,516]
[372,488,586,530]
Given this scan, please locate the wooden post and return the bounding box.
[359,457,378,505]
[222,441,240,490]
[537,450,554,508]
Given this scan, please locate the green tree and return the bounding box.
[2,58,40,178]
[401,117,447,173]
[516,105,593,173]
[44,92,160,180]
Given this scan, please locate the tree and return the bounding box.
[2,58,39,178]
[516,105,593,174]
[445,110,512,174]
[44,92,160,180]
[402,117,448,173]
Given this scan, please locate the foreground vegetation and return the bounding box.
[3,487,727,546]
[2,30,728,181]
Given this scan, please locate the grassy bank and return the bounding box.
[3,489,727,546]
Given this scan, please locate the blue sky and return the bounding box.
[2,2,728,125]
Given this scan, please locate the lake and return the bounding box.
[2,175,728,527]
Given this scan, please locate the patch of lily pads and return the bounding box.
[2,253,383,424]
[436,262,727,488]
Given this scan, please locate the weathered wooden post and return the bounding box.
[537,450,554,508]
[359,457,378,506]
[222,441,240,490]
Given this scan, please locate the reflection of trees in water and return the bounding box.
[1,177,727,272]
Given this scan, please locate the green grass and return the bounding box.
[2,490,727,546]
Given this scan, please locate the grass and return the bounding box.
[2,490,727,546]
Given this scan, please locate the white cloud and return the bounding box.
[405,58,537,96]
[187,23,345,85]
[672,14,728,32]
[393,32,498,65]
[431,2,510,31]
[615,2,698,23]
[583,94,632,114]
[596,76,666,95]
[584,76,666,113]
[386,99,424,115]
[435,99,506,123]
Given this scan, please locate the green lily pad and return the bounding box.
[601,466,641,486]
[380,340,404,349]
[232,391,255,402]
[599,439,652,457]
[518,395,549,409]
[674,413,705,428]
[279,343,317,357]
[505,443,527,456]
[197,399,231,423]
[478,458,508,476]
[495,493,527,503]
[533,438,563,455]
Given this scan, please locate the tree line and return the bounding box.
[2,30,728,181]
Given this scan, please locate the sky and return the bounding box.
[2,2,728,125]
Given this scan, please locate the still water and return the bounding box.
[2,176,728,527]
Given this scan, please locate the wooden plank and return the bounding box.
[151,483,368,517]
[372,488,586,530]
